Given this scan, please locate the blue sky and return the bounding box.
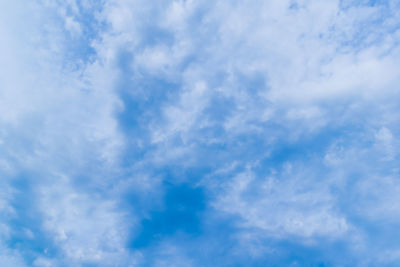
[0,0,400,266]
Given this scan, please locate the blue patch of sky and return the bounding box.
[130,183,205,248]
[7,173,59,265]
[59,2,105,69]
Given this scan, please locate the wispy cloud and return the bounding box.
[1,0,400,266]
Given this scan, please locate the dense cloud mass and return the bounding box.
[0,0,400,266]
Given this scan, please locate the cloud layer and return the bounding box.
[1,0,400,266]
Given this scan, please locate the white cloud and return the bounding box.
[93,0,400,250]
[0,1,125,265]
[38,174,133,265]
[0,245,27,267]
[1,0,400,265]
[214,166,349,240]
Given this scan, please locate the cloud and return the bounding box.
[1,0,400,266]
[214,166,349,239]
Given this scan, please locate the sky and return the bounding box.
[0,0,400,266]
